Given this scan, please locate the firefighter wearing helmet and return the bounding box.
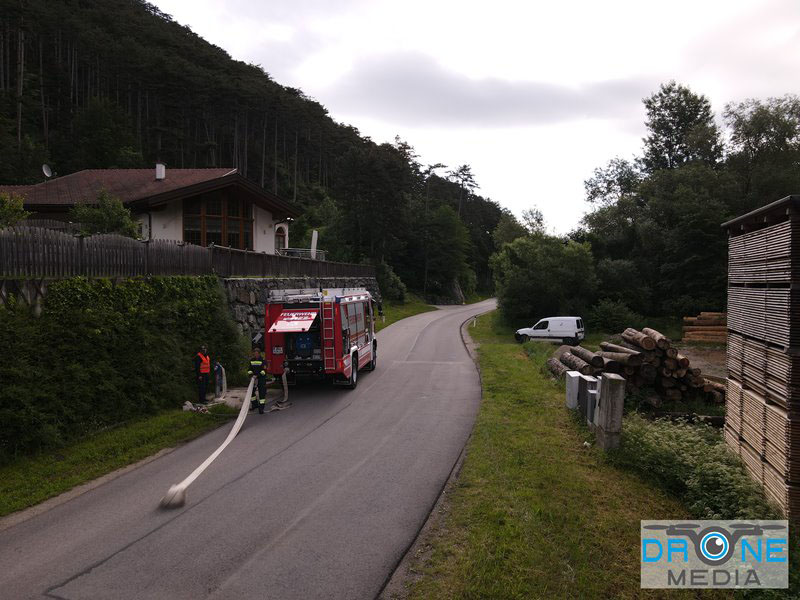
[248,347,269,414]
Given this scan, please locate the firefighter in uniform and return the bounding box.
[195,345,211,404]
[248,347,269,414]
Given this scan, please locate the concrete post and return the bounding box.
[565,371,580,409]
[596,374,626,450]
[587,389,598,428]
[578,375,597,422]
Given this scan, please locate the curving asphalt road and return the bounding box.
[0,299,495,600]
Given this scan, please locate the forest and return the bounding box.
[492,82,800,324]
[4,1,800,316]
[0,0,505,302]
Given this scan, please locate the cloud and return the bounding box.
[322,52,655,128]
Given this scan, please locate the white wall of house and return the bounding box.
[137,202,182,241]
[137,200,287,253]
[253,205,288,253]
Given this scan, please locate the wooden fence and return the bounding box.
[0,227,374,279]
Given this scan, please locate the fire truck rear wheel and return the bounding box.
[347,356,358,389]
[365,343,377,371]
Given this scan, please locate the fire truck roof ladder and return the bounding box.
[322,301,336,371]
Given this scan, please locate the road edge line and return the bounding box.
[377,306,493,599]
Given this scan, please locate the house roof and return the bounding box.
[0,168,301,219]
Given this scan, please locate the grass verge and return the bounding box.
[376,294,437,332]
[408,311,694,599]
[0,404,236,518]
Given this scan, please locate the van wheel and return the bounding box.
[565,337,579,346]
[519,334,529,343]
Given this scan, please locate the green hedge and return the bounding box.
[0,276,247,462]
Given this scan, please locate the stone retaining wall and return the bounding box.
[224,276,382,341]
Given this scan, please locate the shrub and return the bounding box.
[0,276,246,462]
[490,234,597,324]
[375,261,407,302]
[69,191,140,238]
[609,415,778,520]
[0,192,30,227]
[587,298,643,333]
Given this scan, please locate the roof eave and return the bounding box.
[128,173,301,219]
[721,195,800,231]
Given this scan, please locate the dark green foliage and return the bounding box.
[0,276,246,462]
[724,95,800,212]
[422,205,473,301]
[491,210,527,249]
[374,261,407,303]
[641,81,723,172]
[52,99,144,172]
[69,191,141,237]
[490,234,597,324]
[0,192,30,227]
[586,299,643,332]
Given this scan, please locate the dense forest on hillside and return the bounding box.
[0,0,504,301]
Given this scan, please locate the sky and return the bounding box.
[152,0,800,233]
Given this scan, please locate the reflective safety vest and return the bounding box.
[198,353,211,374]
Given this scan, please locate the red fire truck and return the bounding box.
[263,288,378,388]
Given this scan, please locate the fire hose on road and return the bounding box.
[160,373,289,509]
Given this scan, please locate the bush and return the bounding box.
[490,234,597,324]
[587,299,643,333]
[0,192,30,227]
[0,276,247,462]
[609,415,778,520]
[375,261,407,302]
[69,191,140,238]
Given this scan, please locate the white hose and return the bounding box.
[160,376,255,508]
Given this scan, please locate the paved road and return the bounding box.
[0,299,495,600]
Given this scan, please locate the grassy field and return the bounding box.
[0,404,236,518]
[408,311,700,599]
[376,294,437,331]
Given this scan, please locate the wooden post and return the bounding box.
[78,235,85,275]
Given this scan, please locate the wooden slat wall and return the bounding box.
[726,213,800,520]
[0,227,375,280]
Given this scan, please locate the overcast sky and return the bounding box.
[153,0,799,233]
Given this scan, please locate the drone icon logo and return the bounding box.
[640,520,789,589]
[643,522,787,566]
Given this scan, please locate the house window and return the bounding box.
[275,226,287,251]
[183,193,253,249]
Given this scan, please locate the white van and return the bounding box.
[515,316,585,345]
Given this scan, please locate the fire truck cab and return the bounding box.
[263,288,377,388]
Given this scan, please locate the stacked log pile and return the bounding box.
[682,312,727,343]
[724,200,800,520]
[546,327,722,407]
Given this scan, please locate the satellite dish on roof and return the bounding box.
[42,164,52,178]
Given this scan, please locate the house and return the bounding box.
[0,165,299,253]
